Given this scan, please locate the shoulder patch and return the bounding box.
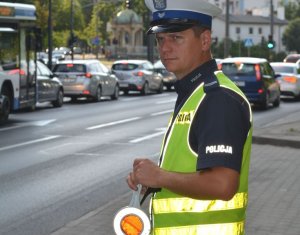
[204,74,220,93]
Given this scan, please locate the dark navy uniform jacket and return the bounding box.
[173,59,251,173]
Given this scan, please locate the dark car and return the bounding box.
[36,61,64,107]
[154,60,176,91]
[220,57,281,109]
[52,60,119,102]
[111,60,164,95]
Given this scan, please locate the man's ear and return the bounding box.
[201,30,212,51]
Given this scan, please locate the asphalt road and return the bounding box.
[0,92,299,235]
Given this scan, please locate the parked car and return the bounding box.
[283,54,300,63]
[220,57,281,109]
[52,60,119,101]
[36,61,64,107]
[111,59,164,95]
[52,50,66,61]
[271,62,300,100]
[54,47,72,56]
[154,60,176,91]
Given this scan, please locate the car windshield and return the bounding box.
[53,64,86,73]
[112,63,139,71]
[222,63,256,76]
[284,55,300,63]
[272,66,295,74]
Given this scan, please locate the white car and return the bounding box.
[271,62,300,100]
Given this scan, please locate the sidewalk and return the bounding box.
[51,111,300,235]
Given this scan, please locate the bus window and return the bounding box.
[0,31,19,73]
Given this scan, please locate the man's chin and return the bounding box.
[163,61,176,73]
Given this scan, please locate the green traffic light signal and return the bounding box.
[267,34,275,49]
[267,40,275,49]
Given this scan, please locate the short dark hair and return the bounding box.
[191,25,210,37]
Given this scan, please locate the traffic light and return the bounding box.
[125,0,131,9]
[267,35,275,49]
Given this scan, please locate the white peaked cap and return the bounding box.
[144,0,222,34]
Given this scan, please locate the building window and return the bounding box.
[236,27,240,34]
[249,27,253,34]
[258,27,262,34]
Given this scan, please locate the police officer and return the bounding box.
[127,0,253,234]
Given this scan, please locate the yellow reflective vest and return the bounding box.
[151,71,253,235]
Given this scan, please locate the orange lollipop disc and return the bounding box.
[120,214,144,235]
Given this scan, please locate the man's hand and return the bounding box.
[127,159,161,191]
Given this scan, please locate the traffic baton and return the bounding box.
[113,184,151,235]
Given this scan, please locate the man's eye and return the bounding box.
[171,35,183,41]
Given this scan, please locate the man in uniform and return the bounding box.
[127,0,253,234]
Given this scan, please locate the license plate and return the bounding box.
[63,77,75,83]
[120,84,129,88]
[234,81,245,87]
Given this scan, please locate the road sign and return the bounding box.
[244,38,253,48]
[91,36,100,46]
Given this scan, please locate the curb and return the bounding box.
[252,136,300,149]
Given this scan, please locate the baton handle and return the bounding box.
[129,184,142,208]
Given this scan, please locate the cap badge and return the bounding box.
[158,12,165,18]
[153,0,167,10]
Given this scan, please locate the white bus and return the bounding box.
[0,2,40,122]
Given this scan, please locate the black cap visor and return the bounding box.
[147,18,201,34]
[147,23,195,34]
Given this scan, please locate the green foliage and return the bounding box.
[283,18,300,53]
[283,0,300,21]
[83,1,122,47]
[5,0,33,3]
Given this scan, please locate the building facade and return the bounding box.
[212,14,288,53]
[208,0,296,15]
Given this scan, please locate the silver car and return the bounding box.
[271,62,300,100]
[53,60,119,102]
[111,60,164,95]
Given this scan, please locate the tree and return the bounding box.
[283,18,300,53]
[282,0,300,21]
[83,1,122,47]
[33,0,49,50]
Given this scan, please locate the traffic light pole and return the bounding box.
[224,0,230,58]
[268,0,275,60]
[270,0,274,38]
[48,0,53,69]
[70,0,74,60]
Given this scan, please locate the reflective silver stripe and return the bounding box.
[154,221,244,235]
[153,192,247,214]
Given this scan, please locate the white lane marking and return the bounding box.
[86,117,141,130]
[0,125,23,132]
[26,119,56,126]
[151,109,173,116]
[121,97,141,102]
[156,98,176,104]
[0,135,61,152]
[0,119,56,132]
[130,128,166,143]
